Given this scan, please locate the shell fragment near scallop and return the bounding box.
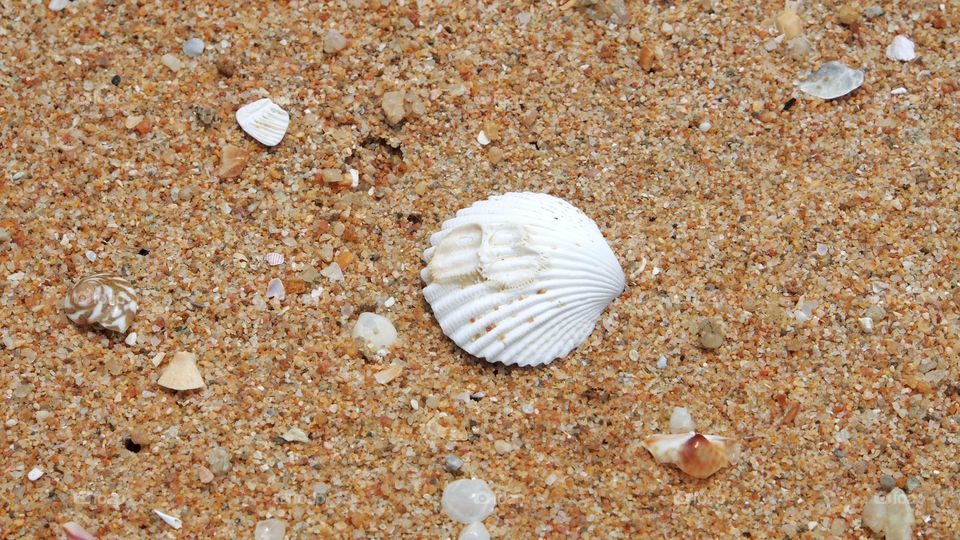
[421,192,625,367]
[641,432,738,479]
[236,98,289,146]
[797,61,864,100]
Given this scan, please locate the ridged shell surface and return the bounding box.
[236,98,289,146]
[421,192,624,367]
[63,273,138,333]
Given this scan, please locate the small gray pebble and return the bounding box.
[865,6,884,18]
[444,455,463,472]
[880,475,896,492]
[183,37,205,58]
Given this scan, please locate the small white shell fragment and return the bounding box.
[442,479,497,524]
[349,168,360,187]
[124,332,137,346]
[27,467,44,481]
[265,252,284,266]
[476,130,491,146]
[254,519,286,540]
[153,509,182,530]
[160,53,183,72]
[669,407,696,434]
[49,0,72,11]
[352,312,398,351]
[890,87,908,95]
[84,250,96,262]
[236,98,290,146]
[280,427,310,443]
[266,278,285,300]
[798,61,864,100]
[859,317,875,333]
[320,262,344,281]
[863,488,913,540]
[63,273,139,333]
[885,35,916,62]
[641,432,738,479]
[62,522,97,540]
[459,521,491,540]
[421,192,625,367]
[374,364,403,384]
[182,37,205,58]
[157,352,205,391]
[151,352,165,367]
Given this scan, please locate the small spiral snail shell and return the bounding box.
[63,273,138,333]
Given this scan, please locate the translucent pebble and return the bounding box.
[445,455,464,472]
[352,313,398,351]
[254,519,286,540]
[669,407,696,433]
[459,522,490,540]
[207,447,232,475]
[320,262,344,281]
[183,38,205,58]
[323,29,347,53]
[49,0,71,11]
[863,488,913,540]
[442,479,496,524]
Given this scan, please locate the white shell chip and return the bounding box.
[442,479,496,524]
[421,192,625,367]
[885,35,916,62]
[797,61,864,100]
[236,98,289,146]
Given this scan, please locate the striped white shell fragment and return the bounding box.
[421,192,625,367]
[265,252,284,266]
[63,273,138,333]
[236,98,289,146]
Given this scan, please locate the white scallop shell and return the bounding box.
[63,273,138,333]
[421,192,625,367]
[236,98,289,146]
[797,61,864,100]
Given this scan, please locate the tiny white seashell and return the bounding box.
[421,192,625,367]
[236,98,289,146]
[265,252,284,266]
[157,352,205,391]
[153,509,183,530]
[266,278,285,300]
[798,61,864,100]
[885,35,916,62]
[442,479,497,524]
[642,432,738,479]
[62,522,97,540]
[63,273,138,333]
[459,522,491,540]
[352,312,398,352]
[476,130,491,146]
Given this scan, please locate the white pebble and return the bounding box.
[352,312,398,351]
[27,467,44,481]
[885,35,916,62]
[124,332,138,346]
[182,38,205,58]
[323,29,347,54]
[254,518,286,540]
[656,355,668,369]
[698,121,711,132]
[669,407,696,433]
[859,317,874,333]
[442,479,497,524]
[459,522,491,540]
[816,243,829,256]
[5,419,16,427]
[160,53,183,72]
[49,0,71,11]
[84,250,96,262]
[891,87,908,95]
[476,130,491,146]
[320,262,344,281]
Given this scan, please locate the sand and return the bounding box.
[1,0,958,538]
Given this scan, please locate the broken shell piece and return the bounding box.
[153,509,182,530]
[421,192,625,367]
[459,521,491,540]
[669,407,696,433]
[157,352,205,391]
[63,273,138,333]
[476,130,491,146]
[236,98,289,146]
[442,479,496,524]
[863,487,913,540]
[798,61,864,100]
[218,144,247,179]
[352,312,398,354]
[642,433,738,479]
[374,363,403,384]
[62,522,97,540]
[265,252,284,266]
[280,427,310,443]
[885,35,916,62]
[266,278,285,300]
